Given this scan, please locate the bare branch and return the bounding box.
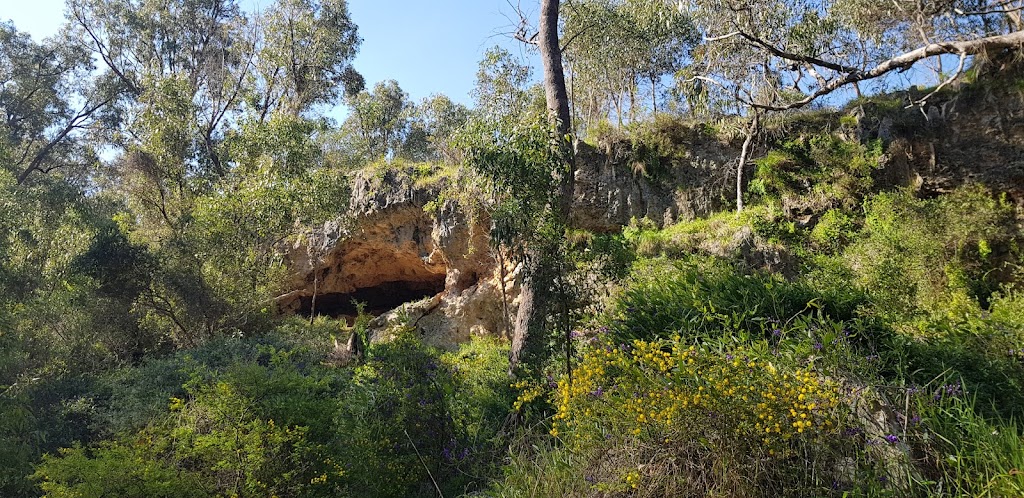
[909,50,968,107]
[704,31,741,42]
[16,93,116,184]
[678,75,728,88]
[737,31,860,73]
[956,0,1024,16]
[749,29,1024,111]
[509,0,539,46]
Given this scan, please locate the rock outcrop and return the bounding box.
[572,130,741,232]
[862,65,1024,205]
[277,167,517,349]
[277,134,741,348]
[278,66,1024,349]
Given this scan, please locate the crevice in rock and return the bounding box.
[297,276,447,320]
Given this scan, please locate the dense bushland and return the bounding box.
[5,0,1024,495]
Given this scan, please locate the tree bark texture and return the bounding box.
[735,111,759,213]
[509,0,575,373]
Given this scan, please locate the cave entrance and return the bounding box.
[297,275,446,321]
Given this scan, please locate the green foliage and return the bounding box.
[472,46,534,125]
[893,289,1024,419]
[501,298,891,497]
[335,334,513,496]
[35,352,342,497]
[843,186,1019,319]
[402,94,471,163]
[461,114,559,251]
[0,21,100,184]
[258,0,363,112]
[343,80,412,161]
[624,114,695,178]
[623,205,793,259]
[34,442,210,498]
[27,331,514,498]
[609,257,862,345]
[752,133,882,213]
[810,208,859,252]
[562,0,697,125]
[915,385,1024,496]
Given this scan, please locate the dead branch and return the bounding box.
[743,29,1024,111]
[909,50,968,107]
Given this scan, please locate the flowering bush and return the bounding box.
[550,337,843,454]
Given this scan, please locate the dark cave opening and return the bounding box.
[297,276,446,320]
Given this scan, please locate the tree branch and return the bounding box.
[737,31,860,74]
[16,94,115,184]
[748,29,1024,111]
[909,50,968,107]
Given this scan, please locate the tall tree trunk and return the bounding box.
[736,111,759,213]
[309,271,319,326]
[509,0,574,373]
[651,74,658,114]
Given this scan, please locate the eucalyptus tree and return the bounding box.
[63,0,364,342]
[561,0,697,127]
[254,0,363,119]
[0,22,113,185]
[401,94,470,163]
[472,46,536,126]
[68,0,363,172]
[482,0,575,373]
[676,0,1024,112]
[343,79,411,161]
[67,0,254,185]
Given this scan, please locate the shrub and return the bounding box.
[35,349,344,498]
[332,334,513,497]
[501,316,899,497]
[913,384,1024,496]
[609,257,858,344]
[810,208,858,252]
[752,133,882,213]
[843,185,1019,320]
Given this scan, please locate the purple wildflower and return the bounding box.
[842,427,863,437]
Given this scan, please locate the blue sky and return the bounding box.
[0,0,538,106]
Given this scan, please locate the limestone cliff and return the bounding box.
[853,63,1024,205]
[276,128,745,348]
[277,167,516,349]
[277,67,1024,349]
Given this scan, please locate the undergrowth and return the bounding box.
[498,181,1024,497]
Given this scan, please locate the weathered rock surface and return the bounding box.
[863,66,1024,205]
[278,167,518,349]
[277,135,742,347]
[571,131,741,232]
